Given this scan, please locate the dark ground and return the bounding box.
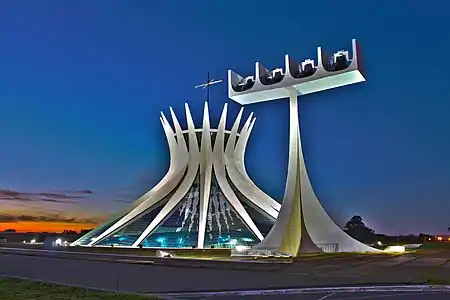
[0,277,155,300]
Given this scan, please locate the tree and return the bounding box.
[344,215,375,243]
[3,229,16,233]
[62,230,78,234]
[80,229,93,235]
[419,233,433,242]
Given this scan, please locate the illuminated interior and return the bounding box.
[78,166,275,249]
[71,107,280,250]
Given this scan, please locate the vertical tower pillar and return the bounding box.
[254,89,380,255]
[228,39,381,255]
[253,90,320,255]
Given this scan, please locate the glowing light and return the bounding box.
[157,250,173,258]
[54,239,62,246]
[235,245,250,252]
[30,239,36,244]
[156,236,167,247]
[384,245,406,253]
[437,236,443,241]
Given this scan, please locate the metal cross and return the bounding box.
[194,72,223,102]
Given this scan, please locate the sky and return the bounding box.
[0,0,449,235]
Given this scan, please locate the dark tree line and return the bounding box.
[61,230,78,234]
[344,215,376,243]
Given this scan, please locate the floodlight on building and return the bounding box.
[384,245,406,253]
[235,245,250,252]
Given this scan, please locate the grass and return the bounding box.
[418,242,450,251]
[426,278,450,285]
[0,277,159,300]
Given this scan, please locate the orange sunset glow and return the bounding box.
[0,221,98,233]
[0,188,110,234]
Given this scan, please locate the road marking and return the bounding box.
[338,291,444,299]
[317,292,336,299]
[158,285,450,298]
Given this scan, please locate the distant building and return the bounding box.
[435,235,450,242]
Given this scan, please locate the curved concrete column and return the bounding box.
[225,111,280,218]
[212,104,264,241]
[76,111,189,247]
[197,102,213,248]
[78,102,277,249]
[254,91,379,255]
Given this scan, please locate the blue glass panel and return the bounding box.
[240,201,275,236]
[94,201,167,247]
[91,169,188,247]
[75,214,126,246]
[203,176,259,248]
[141,177,200,248]
[226,175,276,236]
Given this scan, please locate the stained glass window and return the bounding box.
[74,214,126,246]
[140,174,200,248]
[94,201,167,247]
[227,175,276,236]
[203,174,260,248]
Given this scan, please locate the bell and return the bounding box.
[334,55,348,71]
[302,63,315,77]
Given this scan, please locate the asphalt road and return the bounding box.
[0,252,308,294]
[162,287,450,299]
[1,247,450,296]
[173,291,450,299]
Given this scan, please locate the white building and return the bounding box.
[73,38,380,256]
[71,102,281,249]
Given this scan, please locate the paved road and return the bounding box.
[0,251,342,294]
[162,287,450,299]
[1,247,450,296]
[0,246,157,263]
[0,247,285,271]
[173,291,450,299]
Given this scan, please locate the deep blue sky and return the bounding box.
[1,0,449,234]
